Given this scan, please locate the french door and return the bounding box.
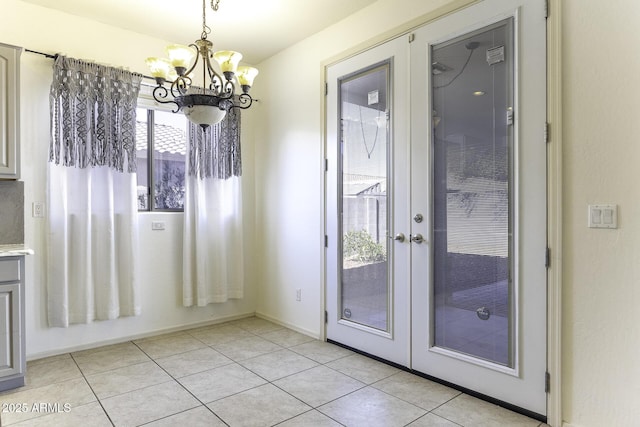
[325,0,546,417]
[325,35,410,365]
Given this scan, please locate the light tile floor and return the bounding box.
[0,317,548,427]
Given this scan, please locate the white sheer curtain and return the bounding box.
[47,56,142,327]
[183,109,244,306]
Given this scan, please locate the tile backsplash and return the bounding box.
[0,181,24,244]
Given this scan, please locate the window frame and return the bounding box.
[136,85,188,213]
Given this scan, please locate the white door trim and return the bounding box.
[545,1,563,426]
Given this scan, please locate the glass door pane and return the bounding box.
[432,19,514,366]
[339,63,390,332]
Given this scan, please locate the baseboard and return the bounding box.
[26,311,256,361]
[255,312,320,340]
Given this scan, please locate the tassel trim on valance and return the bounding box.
[49,56,143,173]
[188,107,242,180]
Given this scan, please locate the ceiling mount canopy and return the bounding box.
[145,0,258,130]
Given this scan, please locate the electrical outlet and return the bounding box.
[296,289,301,302]
[32,201,45,218]
[151,221,165,231]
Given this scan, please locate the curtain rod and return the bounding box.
[24,47,260,102]
[25,48,57,59]
[25,48,157,82]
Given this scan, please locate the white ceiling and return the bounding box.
[20,0,378,65]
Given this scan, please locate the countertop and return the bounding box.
[0,244,35,257]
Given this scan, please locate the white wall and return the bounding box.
[2,0,257,359]
[562,1,640,426]
[252,0,454,337]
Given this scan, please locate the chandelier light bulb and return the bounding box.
[236,66,259,92]
[145,57,171,81]
[166,44,196,70]
[213,50,243,75]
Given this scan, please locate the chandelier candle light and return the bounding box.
[145,0,258,130]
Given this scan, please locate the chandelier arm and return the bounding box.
[171,75,192,97]
[229,93,253,110]
[221,79,236,97]
[203,53,224,95]
[152,86,181,113]
[182,44,202,79]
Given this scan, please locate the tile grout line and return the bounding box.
[227,335,351,427]
[69,350,117,427]
[130,339,231,427]
[184,322,353,426]
[167,327,454,427]
[426,392,466,426]
[262,347,389,425]
[136,324,318,424]
[1,354,120,427]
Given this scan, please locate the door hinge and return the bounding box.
[544,122,550,144]
[408,33,416,43]
[507,108,514,126]
[545,247,551,268]
[325,310,328,323]
[325,82,328,96]
[324,235,328,247]
[324,158,328,172]
[545,371,551,393]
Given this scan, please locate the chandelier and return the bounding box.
[145,0,258,130]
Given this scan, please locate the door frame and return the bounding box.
[320,0,563,425]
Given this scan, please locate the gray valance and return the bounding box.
[188,107,242,179]
[49,56,143,173]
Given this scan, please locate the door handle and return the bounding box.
[391,233,405,242]
[411,234,424,244]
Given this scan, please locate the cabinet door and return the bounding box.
[0,283,21,377]
[0,43,21,179]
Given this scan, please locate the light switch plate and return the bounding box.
[588,204,617,229]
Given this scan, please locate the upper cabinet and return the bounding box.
[0,43,21,180]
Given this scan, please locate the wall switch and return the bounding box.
[296,289,301,301]
[151,221,166,231]
[588,204,617,229]
[32,201,45,218]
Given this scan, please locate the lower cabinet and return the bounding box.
[0,256,25,392]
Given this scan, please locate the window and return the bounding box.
[136,107,188,211]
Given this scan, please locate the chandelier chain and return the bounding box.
[211,0,220,11]
[201,0,212,39]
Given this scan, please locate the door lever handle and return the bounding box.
[411,234,424,244]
